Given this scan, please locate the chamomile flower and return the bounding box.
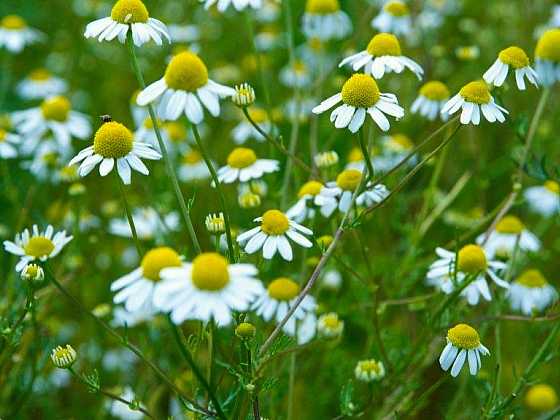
[233,107,269,144]
[476,215,540,259]
[109,207,179,240]
[302,0,352,41]
[178,149,212,182]
[483,46,538,90]
[535,29,560,87]
[136,51,235,124]
[21,140,62,182]
[373,133,416,172]
[0,128,21,159]
[0,15,43,53]
[217,147,279,184]
[355,359,385,382]
[68,121,161,185]
[201,0,263,12]
[3,225,73,272]
[50,345,77,369]
[439,323,489,377]
[252,277,317,344]
[17,69,67,100]
[155,253,264,326]
[441,80,509,125]
[508,269,558,316]
[135,118,188,155]
[312,74,404,133]
[111,247,182,313]
[279,60,313,88]
[356,182,390,207]
[339,33,423,80]
[314,169,364,217]
[524,181,559,217]
[411,81,450,121]
[237,210,313,261]
[314,151,339,169]
[426,245,509,306]
[525,384,559,413]
[287,180,324,222]
[84,0,170,47]
[371,1,412,36]
[317,312,344,339]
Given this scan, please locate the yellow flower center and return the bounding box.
[447,323,481,349]
[248,108,267,124]
[227,147,257,169]
[336,169,362,191]
[457,244,487,274]
[516,269,547,288]
[24,236,55,258]
[111,0,149,24]
[384,1,409,16]
[191,253,230,291]
[322,313,341,329]
[261,209,290,235]
[141,247,182,282]
[358,359,384,374]
[308,37,324,52]
[347,147,364,162]
[183,150,202,164]
[305,0,340,14]
[525,384,559,412]
[93,121,134,159]
[29,69,51,81]
[317,235,333,248]
[41,96,71,122]
[293,60,307,75]
[367,33,402,57]
[544,180,560,194]
[498,46,529,69]
[388,134,413,151]
[267,277,300,301]
[420,81,450,101]
[341,74,380,108]
[459,81,491,105]
[536,29,560,62]
[164,122,186,142]
[164,52,209,92]
[1,15,27,29]
[42,152,59,166]
[0,128,6,142]
[298,181,323,198]
[495,215,524,234]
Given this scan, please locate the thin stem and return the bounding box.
[359,128,375,182]
[287,352,296,420]
[246,346,260,420]
[116,174,142,256]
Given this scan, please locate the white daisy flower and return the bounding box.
[286,180,324,223]
[477,215,540,259]
[314,169,367,217]
[134,118,188,155]
[426,245,509,306]
[16,69,67,100]
[345,147,368,171]
[255,26,281,52]
[68,121,161,185]
[302,0,352,41]
[411,81,451,121]
[111,305,156,328]
[312,74,404,133]
[252,277,317,344]
[371,1,412,36]
[339,33,423,80]
[441,80,509,125]
[136,51,235,124]
[167,24,200,44]
[217,147,279,184]
[372,133,417,172]
[355,359,385,383]
[535,29,560,87]
[524,181,560,217]
[233,107,270,144]
[3,225,73,272]
[483,46,539,90]
[439,323,489,377]
[0,15,43,53]
[201,0,263,12]
[109,207,179,240]
[20,139,63,182]
[84,0,170,47]
[237,209,313,261]
[317,312,344,339]
[279,60,313,88]
[178,148,212,182]
[356,182,390,207]
[0,127,21,159]
[508,269,558,316]
[111,247,182,313]
[155,252,264,326]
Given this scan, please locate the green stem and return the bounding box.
[116,174,143,256]
[287,352,296,420]
[359,128,375,182]
[518,88,550,177]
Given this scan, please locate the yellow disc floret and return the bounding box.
[516,269,547,288]
[357,359,384,375]
[248,107,267,124]
[525,384,559,412]
[305,0,340,14]
[544,180,559,194]
[341,74,380,108]
[111,0,149,24]
[164,52,209,92]
[298,181,323,198]
[25,236,55,258]
[227,147,257,169]
[447,323,481,349]
[93,122,134,159]
[495,215,524,234]
[367,33,402,57]
[191,253,230,291]
[336,169,362,191]
[0,128,6,142]
[261,210,290,235]
[267,277,300,301]
[459,81,491,104]
[164,122,186,143]
[457,244,487,274]
[141,247,182,282]
[388,134,413,151]
[384,1,409,16]
[347,147,364,162]
[183,150,202,164]
[41,96,71,122]
[536,29,560,62]
[29,69,51,81]
[498,46,529,69]
[420,81,450,101]
[1,15,27,29]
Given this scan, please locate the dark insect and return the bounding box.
[99,114,112,123]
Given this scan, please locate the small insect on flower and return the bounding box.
[312,74,404,133]
[17,69,67,100]
[237,209,313,261]
[0,15,43,53]
[355,359,385,383]
[525,384,559,413]
[51,344,77,369]
[217,147,279,184]
[371,1,412,36]
[411,81,451,121]
[201,0,263,12]
[339,33,423,80]
[0,127,22,159]
[317,312,344,339]
[206,213,226,234]
[441,80,509,125]
[84,0,170,47]
[252,277,317,344]
[232,83,256,107]
[136,51,235,124]
[483,46,539,90]
[302,0,352,41]
[287,180,324,223]
[507,269,558,316]
[535,29,560,87]
[68,120,161,185]
[524,180,559,217]
[440,324,489,377]
[3,225,73,272]
[476,215,540,259]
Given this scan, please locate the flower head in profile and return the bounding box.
[287,180,324,223]
[137,51,235,124]
[315,169,372,217]
[355,359,385,383]
[17,69,67,100]
[51,345,77,369]
[84,0,170,47]
[508,269,558,316]
[476,215,540,259]
[411,81,450,121]
[312,74,404,133]
[535,29,560,87]
[0,15,43,53]
[302,0,352,41]
[371,1,412,36]
[217,147,279,184]
[483,46,538,90]
[201,0,263,12]
[68,120,161,185]
[524,180,559,217]
[439,323,489,377]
